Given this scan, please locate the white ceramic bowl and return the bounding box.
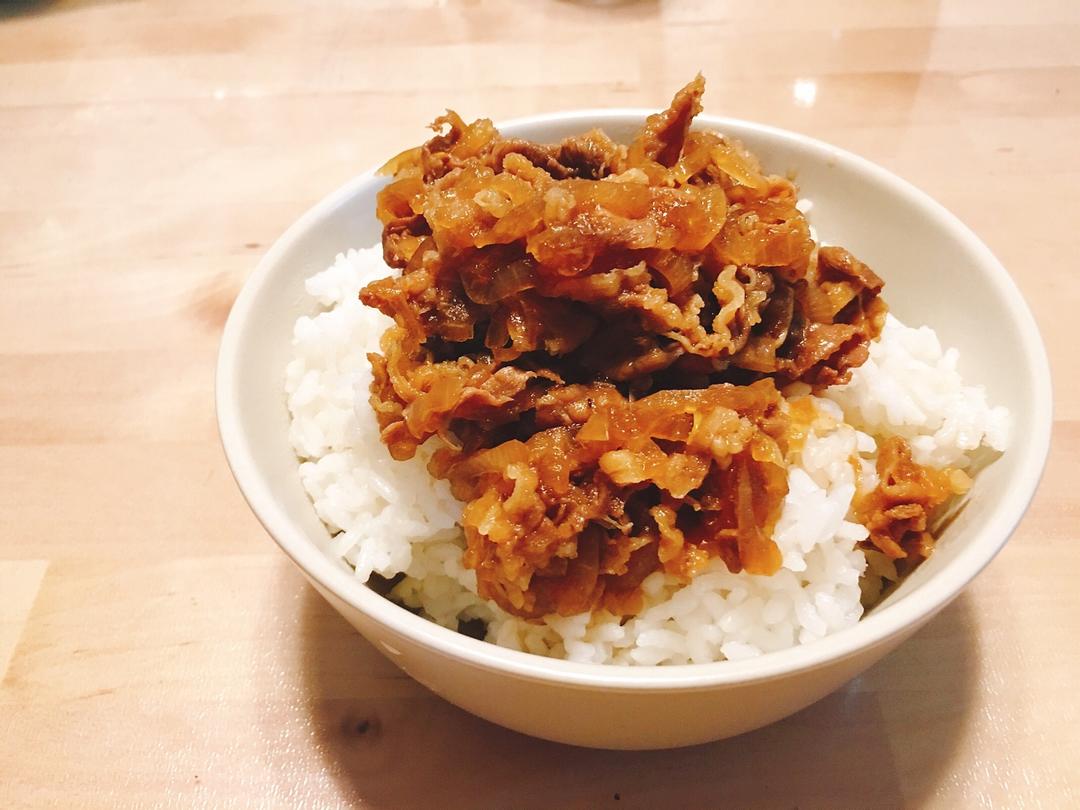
[217,111,1051,750]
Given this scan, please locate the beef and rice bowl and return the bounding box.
[285,77,1010,665]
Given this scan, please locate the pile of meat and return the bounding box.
[360,76,955,619]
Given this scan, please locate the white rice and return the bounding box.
[285,245,1010,665]
[824,317,1011,468]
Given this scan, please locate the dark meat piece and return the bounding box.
[627,73,705,169]
[855,437,970,562]
[558,129,623,179]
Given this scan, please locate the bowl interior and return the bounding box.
[218,112,1050,685]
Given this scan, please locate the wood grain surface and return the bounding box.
[2,1,1078,807]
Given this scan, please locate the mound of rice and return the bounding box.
[285,245,1010,665]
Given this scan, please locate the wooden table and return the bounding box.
[2,1,1077,806]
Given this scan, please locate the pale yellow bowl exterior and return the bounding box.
[217,112,1051,749]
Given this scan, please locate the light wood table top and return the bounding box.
[2,1,1077,807]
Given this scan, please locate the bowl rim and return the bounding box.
[217,109,1052,691]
